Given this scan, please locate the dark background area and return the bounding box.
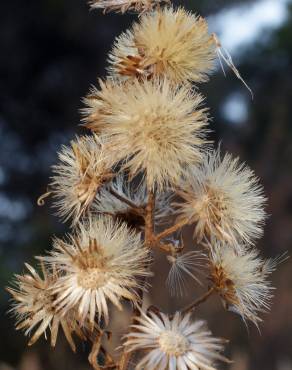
[1,0,292,369]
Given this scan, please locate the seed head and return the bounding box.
[89,0,168,14]
[108,7,216,84]
[175,149,266,246]
[208,241,279,327]
[7,263,80,351]
[42,216,151,327]
[51,135,114,225]
[83,78,209,191]
[124,310,228,369]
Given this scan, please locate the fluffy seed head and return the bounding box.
[89,0,168,14]
[43,216,151,327]
[124,310,228,369]
[50,135,114,225]
[175,149,266,246]
[83,78,209,191]
[208,241,278,327]
[108,7,216,84]
[7,263,80,351]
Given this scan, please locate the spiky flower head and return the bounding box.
[89,0,168,14]
[7,263,80,351]
[108,7,216,84]
[175,149,266,246]
[93,174,173,229]
[83,78,209,191]
[43,216,151,327]
[50,135,114,225]
[124,310,228,369]
[208,241,278,327]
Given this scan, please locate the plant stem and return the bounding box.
[88,330,103,370]
[109,188,145,216]
[177,286,216,318]
[144,189,156,247]
[119,189,156,370]
[155,218,189,241]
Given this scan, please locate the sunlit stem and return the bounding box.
[155,218,189,241]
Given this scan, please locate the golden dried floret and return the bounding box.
[108,7,216,84]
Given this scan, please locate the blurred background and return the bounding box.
[1,0,292,369]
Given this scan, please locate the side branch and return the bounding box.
[155,218,189,241]
[109,188,145,216]
[178,286,216,318]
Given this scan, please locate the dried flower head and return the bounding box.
[175,149,266,246]
[108,7,216,84]
[50,135,114,225]
[93,174,173,228]
[166,250,206,296]
[89,0,168,14]
[124,310,228,369]
[83,78,209,191]
[43,216,151,327]
[7,263,80,351]
[208,241,278,327]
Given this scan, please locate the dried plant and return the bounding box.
[7,1,287,370]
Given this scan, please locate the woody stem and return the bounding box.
[119,189,156,370]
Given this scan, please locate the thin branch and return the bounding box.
[174,286,216,318]
[109,188,145,216]
[155,218,189,241]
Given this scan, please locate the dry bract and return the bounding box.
[42,216,151,327]
[124,310,228,369]
[7,263,80,351]
[83,78,209,191]
[108,7,216,84]
[51,135,114,225]
[175,150,266,246]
